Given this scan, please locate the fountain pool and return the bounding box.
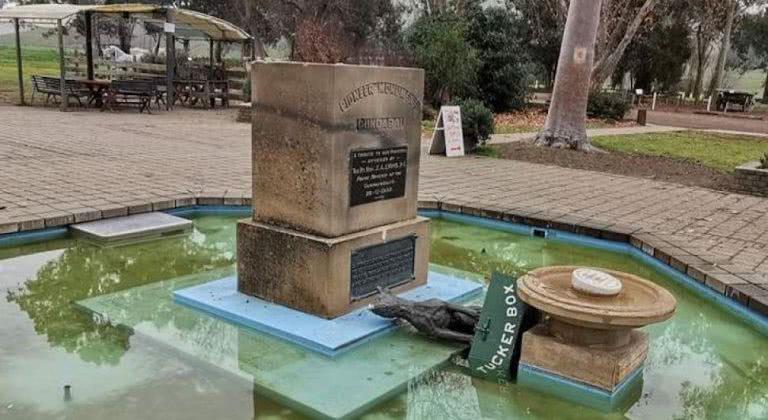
[0,208,766,419]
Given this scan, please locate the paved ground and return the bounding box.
[1,105,767,314]
[629,110,768,135]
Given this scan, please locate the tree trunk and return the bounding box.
[686,37,698,94]
[118,18,133,54]
[708,0,737,95]
[535,0,603,151]
[591,0,658,88]
[693,25,710,100]
[763,68,768,104]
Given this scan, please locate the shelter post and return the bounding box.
[14,18,24,105]
[250,38,256,60]
[57,18,68,111]
[209,37,214,79]
[85,11,94,80]
[165,11,175,110]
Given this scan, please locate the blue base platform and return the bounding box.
[517,363,644,412]
[173,271,483,357]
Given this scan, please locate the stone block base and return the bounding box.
[519,324,648,392]
[237,216,430,319]
[735,161,768,197]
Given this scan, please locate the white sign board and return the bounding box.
[428,106,465,157]
[164,22,176,33]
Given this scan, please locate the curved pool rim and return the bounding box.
[1,204,766,337]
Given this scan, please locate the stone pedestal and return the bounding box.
[238,61,427,318]
[515,266,676,411]
[519,323,648,392]
[238,217,430,319]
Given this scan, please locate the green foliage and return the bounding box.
[614,9,692,92]
[734,11,768,67]
[733,10,768,101]
[454,98,495,151]
[760,152,768,169]
[587,92,631,121]
[467,7,531,112]
[407,13,479,107]
[509,0,565,88]
[474,145,500,158]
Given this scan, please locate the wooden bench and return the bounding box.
[30,76,90,106]
[103,80,157,114]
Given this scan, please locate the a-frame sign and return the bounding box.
[429,105,465,157]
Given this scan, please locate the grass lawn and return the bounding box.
[730,69,767,100]
[592,131,768,171]
[0,46,61,103]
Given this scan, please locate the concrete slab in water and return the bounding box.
[77,267,481,419]
[173,271,483,356]
[517,363,644,412]
[70,212,192,243]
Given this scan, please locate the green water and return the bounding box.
[0,214,766,419]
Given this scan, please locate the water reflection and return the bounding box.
[4,221,236,365]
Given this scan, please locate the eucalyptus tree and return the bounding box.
[533,0,603,151]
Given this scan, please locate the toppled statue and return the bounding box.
[370,287,481,343]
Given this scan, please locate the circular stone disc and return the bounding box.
[571,268,623,296]
[518,266,677,329]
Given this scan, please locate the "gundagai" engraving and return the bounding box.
[356,117,405,132]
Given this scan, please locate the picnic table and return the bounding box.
[75,79,111,107]
[173,79,229,109]
[716,89,755,113]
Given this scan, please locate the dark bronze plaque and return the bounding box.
[350,236,416,300]
[349,146,407,207]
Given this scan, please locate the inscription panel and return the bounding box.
[350,236,416,300]
[349,146,407,207]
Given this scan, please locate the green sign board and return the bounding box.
[467,272,529,382]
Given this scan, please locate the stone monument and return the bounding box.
[516,266,676,402]
[237,61,429,319]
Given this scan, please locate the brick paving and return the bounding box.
[1,105,767,315]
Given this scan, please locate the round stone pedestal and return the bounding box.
[516,266,676,408]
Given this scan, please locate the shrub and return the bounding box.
[406,13,479,107]
[454,98,494,151]
[467,7,532,112]
[587,92,631,120]
[760,152,768,169]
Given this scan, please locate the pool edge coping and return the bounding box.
[0,198,766,321]
[418,199,768,321]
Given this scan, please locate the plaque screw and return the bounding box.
[476,319,492,340]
